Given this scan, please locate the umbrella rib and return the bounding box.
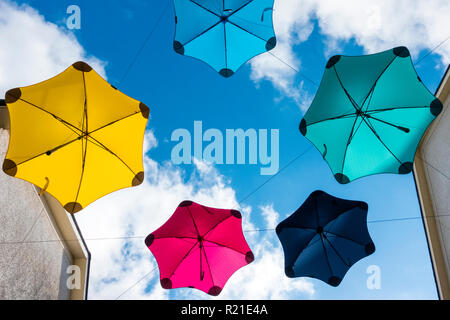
[86,137,137,176]
[226,20,268,43]
[203,239,246,255]
[325,231,366,247]
[365,115,410,133]
[16,98,83,135]
[88,111,141,136]
[224,22,228,70]
[366,106,430,114]
[189,0,221,18]
[306,112,358,127]
[319,234,334,275]
[182,20,223,47]
[154,236,198,241]
[362,117,402,163]
[360,56,397,108]
[341,115,360,173]
[227,0,254,18]
[72,71,89,209]
[323,235,351,267]
[333,67,360,112]
[202,215,233,238]
[187,207,201,237]
[169,242,200,278]
[201,242,216,286]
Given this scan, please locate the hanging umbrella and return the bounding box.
[299,47,443,184]
[145,200,254,296]
[276,191,375,287]
[2,62,149,213]
[173,0,277,77]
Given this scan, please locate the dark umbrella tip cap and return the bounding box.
[398,162,413,175]
[245,251,255,264]
[430,99,443,117]
[145,234,155,247]
[5,88,21,104]
[365,243,376,255]
[299,119,307,136]
[72,61,93,72]
[219,68,234,78]
[208,286,222,296]
[285,266,295,278]
[173,41,185,55]
[179,200,193,207]
[327,276,342,287]
[326,55,341,69]
[161,278,173,289]
[266,37,277,51]
[335,173,350,184]
[231,210,242,219]
[393,46,410,58]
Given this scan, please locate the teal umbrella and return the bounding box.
[300,47,443,184]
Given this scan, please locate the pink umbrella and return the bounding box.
[145,201,254,296]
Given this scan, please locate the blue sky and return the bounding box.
[2,0,449,299]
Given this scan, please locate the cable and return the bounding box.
[115,266,158,300]
[415,35,450,65]
[118,0,171,85]
[268,52,320,88]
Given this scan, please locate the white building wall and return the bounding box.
[0,128,72,299]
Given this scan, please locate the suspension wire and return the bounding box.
[414,35,450,65]
[268,52,320,88]
[118,0,171,86]
[115,266,158,300]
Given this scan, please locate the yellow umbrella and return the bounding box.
[2,62,149,213]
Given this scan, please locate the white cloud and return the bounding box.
[251,0,450,110]
[0,0,106,95]
[76,133,315,300]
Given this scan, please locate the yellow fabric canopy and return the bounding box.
[2,61,149,213]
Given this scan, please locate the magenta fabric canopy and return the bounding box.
[145,200,254,296]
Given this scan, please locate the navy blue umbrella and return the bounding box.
[276,191,375,287]
[173,0,276,77]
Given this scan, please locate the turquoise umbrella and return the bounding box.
[300,47,443,184]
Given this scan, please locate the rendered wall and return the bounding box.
[415,69,450,299]
[0,128,73,300]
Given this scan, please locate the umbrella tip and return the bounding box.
[219,68,234,78]
[334,173,350,184]
[179,200,193,207]
[326,55,341,69]
[398,162,413,175]
[208,286,222,296]
[0,99,5,107]
[265,37,277,51]
[230,210,242,219]
[173,41,184,55]
[299,119,307,136]
[145,234,155,247]
[161,278,172,289]
[327,276,342,287]
[430,99,443,117]
[5,88,21,104]
[365,243,376,255]
[72,61,92,72]
[393,46,410,58]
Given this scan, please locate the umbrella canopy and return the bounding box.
[276,191,375,287]
[145,200,254,296]
[299,47,443,184]
[2,62,149,213]
[173,0,276,77]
